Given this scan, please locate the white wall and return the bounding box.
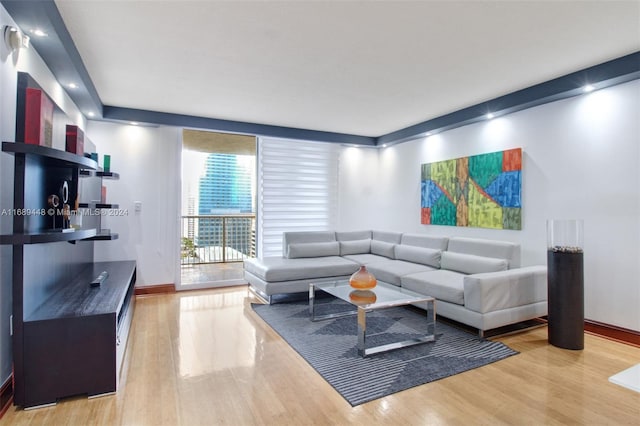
[339,80,640,332]
[337,146,380,229]
[86,121,181,287]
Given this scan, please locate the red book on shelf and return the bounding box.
[65,125,84,155]
[24,88,54,147]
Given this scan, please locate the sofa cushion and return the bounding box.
[342,253,390,265]
[372,230,403,243]
[371,240,395,258]
[287,241,340,258]
[283,231,336,257]
[447,237,520,268]
[339,239,371,255]
[440,251,508,275]
[336,230,372,241]
[244,256,359,282]
[400,233,449,250]
[366,260,436,286]
[395,245,441,268]
[401,270,466,305]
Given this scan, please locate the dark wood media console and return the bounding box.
[21,261,136,408]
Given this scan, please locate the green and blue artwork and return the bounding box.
[421,148,522,230]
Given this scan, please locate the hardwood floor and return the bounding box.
[2,286,639,425]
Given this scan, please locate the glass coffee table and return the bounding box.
[309,280,436,357]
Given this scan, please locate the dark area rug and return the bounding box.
[252,298,518,406]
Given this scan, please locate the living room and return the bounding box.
[0,1,639,424]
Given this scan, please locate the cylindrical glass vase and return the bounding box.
[547,219,584,350]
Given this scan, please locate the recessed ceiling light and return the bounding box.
[130,122,139,126]
[87,112,95,117]
[68,83,78,89]
[583,84,594,93]
[382,144,387,148]
[486,113,495,119]
[30,29,47,37]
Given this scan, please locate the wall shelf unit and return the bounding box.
[97,171,119,179]
[86,230,120,241]
[3,72,135,409]
[79,170,120,179]
[1,141,98,169]
[0,228,98,245]
[78,203,120,209]
[0,140,99,245]
[79,164,121,241]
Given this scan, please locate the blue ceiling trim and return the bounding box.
[1,0,103,118]
[2,1,638,147]
[378,51,640,146]
[102,106,377,145]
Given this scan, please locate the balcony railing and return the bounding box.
[181,214,255,265]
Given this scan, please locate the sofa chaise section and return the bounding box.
[244,256,360,302]
[244,231,360,302]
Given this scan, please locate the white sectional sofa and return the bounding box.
[244,230,547,336]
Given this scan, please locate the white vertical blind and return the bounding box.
[257,137,339,258]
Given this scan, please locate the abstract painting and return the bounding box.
[421,148,522,230]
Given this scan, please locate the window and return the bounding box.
[257,137,339,257]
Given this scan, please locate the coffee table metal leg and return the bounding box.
[357,307,367,356]
[358,301,436,357]
[309,284,316,318]
[427,299,436,339]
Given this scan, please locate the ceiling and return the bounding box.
[35,1,640,137]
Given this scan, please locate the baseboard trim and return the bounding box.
[584,320,640,348]
[0,374,13,420]
[134,283,176,296]
[509,317,639,348]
